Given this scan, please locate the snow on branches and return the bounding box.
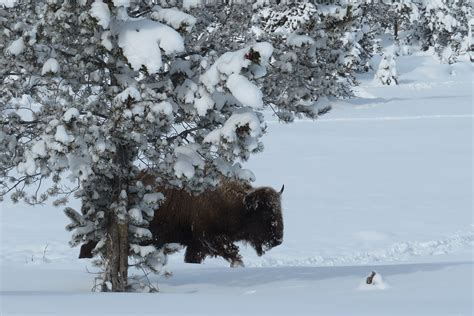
[0,0,306,292]
[3,0,470,292]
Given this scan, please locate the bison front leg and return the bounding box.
[184,240,206,264]
[205,236,244,268]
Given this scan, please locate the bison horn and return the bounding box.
[279,185,285,195]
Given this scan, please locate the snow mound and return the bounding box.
[358,271,390,291]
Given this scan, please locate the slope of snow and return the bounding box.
[1,262,472,315]
[1,55,472,315]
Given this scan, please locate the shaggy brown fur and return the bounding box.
[80,174,284,267]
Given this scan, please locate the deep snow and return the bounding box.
[1,54,473,315]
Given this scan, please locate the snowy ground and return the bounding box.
[1,55,473,315]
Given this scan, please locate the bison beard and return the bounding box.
[79,178,284,267]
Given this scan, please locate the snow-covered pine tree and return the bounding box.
[375,48,398,85]
[182,1,333,122]
[415,0,471,63]
[0,0,197,292]
[388,0,419,41]
[0,0,330,291]
[251,1,367,121]
[352,3,382,72]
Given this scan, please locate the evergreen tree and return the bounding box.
[415,0,471,63]
[0,0,329,291]
[375,48,398,85]
[253,1,365,121]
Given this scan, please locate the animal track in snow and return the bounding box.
[250,229,474,267]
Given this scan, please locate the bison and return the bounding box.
[79,174,284,267]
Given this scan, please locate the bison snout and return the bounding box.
[271,238,283,248]
[275,238,283,246]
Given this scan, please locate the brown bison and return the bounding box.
[80,175,284,267]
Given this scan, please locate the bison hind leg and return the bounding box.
[79,240,98,258]
[230,258,245,268]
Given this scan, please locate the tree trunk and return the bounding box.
[106,214,129,292]
[394,18,399,40]
[103,142,133,292]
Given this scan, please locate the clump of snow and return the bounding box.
[67,153,92,182]
[233,166,256,182]
[201,52,251,91]
[31,139,47,158]
[226,74,263,109]
[5,38,25,56]
[128,208,143,224]
[95,141,106,153]
[117,20,184,74]
[63,108,79,122]
[41,58,60,75]
[131,103,145,116]
[287,34,314,47]
[194,87,215,116]
[176,79,197,104]
[113,0,130,7]
[90,0,110,29]
[0,0,16,8]
[201,42,273,93]
[115,87,141,103]
[101,31,113,50]
[174,144,205,179]
[151,7,196,32]
[182,0,201,10]
[151,101,173,116]
[130,244,156,257]
[16,153,36,176]
[358,272,389,291]
[143,192,164,204]
[129,226,153,239]
[251,25,264,38]
[54,125,74,144]
[204,109,263,146]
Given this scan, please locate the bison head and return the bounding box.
[243,185,284,256]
